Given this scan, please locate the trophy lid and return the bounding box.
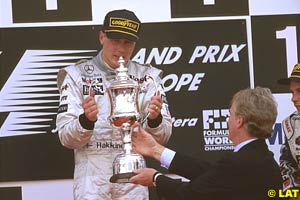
[108,57,138,89]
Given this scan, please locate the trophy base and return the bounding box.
[109,172,135,183]
[110,152,146,183]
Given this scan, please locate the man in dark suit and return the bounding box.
[129,87,283,200]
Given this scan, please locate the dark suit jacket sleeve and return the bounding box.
[155,140,282,200]
[156,175,194,200]
[155,152,227,200]
[168,152,211,180]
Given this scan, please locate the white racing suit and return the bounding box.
[56,51,172,200]
[280,111,300,192]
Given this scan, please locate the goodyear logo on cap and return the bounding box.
[292,64,300,73]
[291,63,300,79]
[109,17,140,33]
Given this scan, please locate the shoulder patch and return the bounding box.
[57,69,67,92]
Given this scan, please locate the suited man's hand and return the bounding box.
[132,125,165,161]
[129,168,158,186]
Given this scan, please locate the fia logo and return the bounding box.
[202,109,229,130]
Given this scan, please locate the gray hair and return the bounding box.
[231,87,278,139]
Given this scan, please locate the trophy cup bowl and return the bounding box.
[107,57,146,183]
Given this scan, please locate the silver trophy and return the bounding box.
[107,57,146,183]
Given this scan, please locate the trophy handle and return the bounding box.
[145,75,158,94]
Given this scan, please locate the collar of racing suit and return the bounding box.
[93,51,116,78]
[92,50,132,80]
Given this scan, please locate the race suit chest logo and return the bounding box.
[129,74,155,93]
[82,77,104,95]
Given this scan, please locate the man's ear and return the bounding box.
[236,116,244,129]
[99,31,104,45]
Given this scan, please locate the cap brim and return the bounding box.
[277,77,300,85]
[105,32,138,42]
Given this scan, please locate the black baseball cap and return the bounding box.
[102,9,141,42]
[277,63,300,85]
